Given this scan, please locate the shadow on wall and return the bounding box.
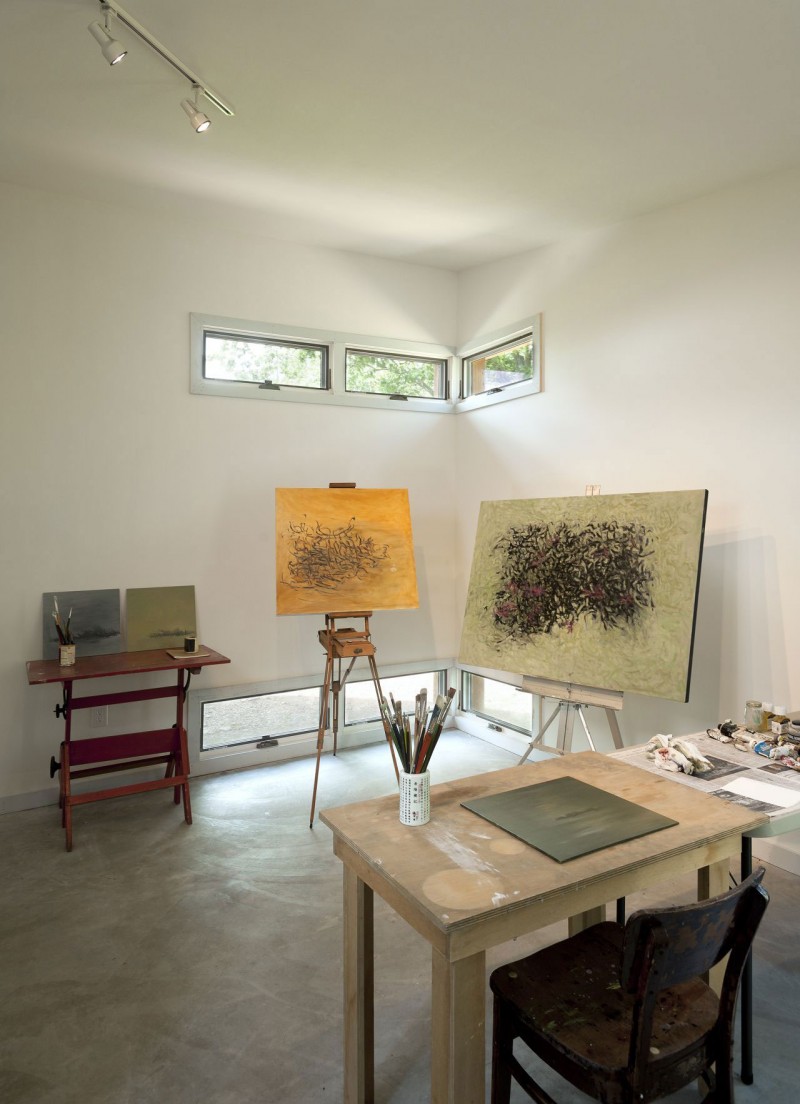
[621,534,784,742]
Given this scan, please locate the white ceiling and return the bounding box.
[3,0,800,270]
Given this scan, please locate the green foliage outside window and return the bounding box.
[468,338,533,395]
[204,334,326,388]
[346,351,446,398]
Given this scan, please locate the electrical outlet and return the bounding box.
[90,706,108,727]
[585,484,601,496]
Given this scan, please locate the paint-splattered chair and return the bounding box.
[489,867,769,1104]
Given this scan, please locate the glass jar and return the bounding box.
[744,700,762,731]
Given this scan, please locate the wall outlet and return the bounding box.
[90,706,108,727]
[585,484,601,496]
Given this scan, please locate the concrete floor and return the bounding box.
[1,733,797,1103]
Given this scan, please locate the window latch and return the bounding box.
[389,393,409,401]
[259,379,281,390]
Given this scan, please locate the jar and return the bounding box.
[760,702,774,733]
[744,700,762,731]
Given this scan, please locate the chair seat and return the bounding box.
[491,921,719,1098]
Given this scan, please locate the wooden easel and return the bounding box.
[309,611,399,826]
[517,676,625,762]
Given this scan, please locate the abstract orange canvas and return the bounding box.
[276,487,419,616]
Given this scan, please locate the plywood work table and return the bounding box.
[27,646,230,850]
[320,750,765,1104]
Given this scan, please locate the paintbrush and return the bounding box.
[419,687,456,773]
[380,697,406,766]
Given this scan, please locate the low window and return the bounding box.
[344,670,447,726]
[460,672,531,734]
[203,331,328,390]
[201,687,321,750]
[345,349,448,400]
[196,665,449,753]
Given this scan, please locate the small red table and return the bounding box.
[26,646,230,850]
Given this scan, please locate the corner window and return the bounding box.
[191,313,541,413]
[460,671,532,734]
[463,335,533,397]
[456,314,541,411]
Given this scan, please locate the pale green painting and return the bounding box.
[126,586,197,652]
[458,490,708,701]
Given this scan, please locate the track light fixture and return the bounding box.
[87,1,235,130]
[88,6,127,66]
[181,86,211,133]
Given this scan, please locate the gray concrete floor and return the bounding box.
[1,733,797,1103]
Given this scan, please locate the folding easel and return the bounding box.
[517,676,624,762]
[309,611,399,826]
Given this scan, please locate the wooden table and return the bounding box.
[26,646,230,850]
[320,750,766,1104]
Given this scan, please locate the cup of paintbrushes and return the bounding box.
[399,769,430,825]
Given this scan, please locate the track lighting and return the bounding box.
[181,87,211,133]
[88,7,127,66]
[86,1,235,130]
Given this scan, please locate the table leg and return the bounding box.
[61,739,73,852]
[698,857,730,992]
[740,836,754,1084]
[431,948,486,1104]
[343,867,374,1104]
[568,905,606,936]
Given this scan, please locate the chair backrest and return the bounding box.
[620,867,769,1098]
[621,867,769,994]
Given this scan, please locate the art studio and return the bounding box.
[2,3,800,1103]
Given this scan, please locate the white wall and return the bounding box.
[0,181,458,805]
[4,164,800,860]
[455,169,800,862]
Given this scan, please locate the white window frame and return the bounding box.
[452,662,540,760]
[191,313,542,414]
[455,314,542,412]
[190,314,454,414]
[189,658,451,772]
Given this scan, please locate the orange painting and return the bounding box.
[276,487,419,616]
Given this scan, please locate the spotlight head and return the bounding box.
[88,20,127,65]
[181,96,211,133]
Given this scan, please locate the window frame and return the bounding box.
[344,346,449,401]
[455,315,542,411]
[191,314,455,414]
[191,313,542,414]
[189,659,450,768]
[203,328,330,392]
[459,667,533,736]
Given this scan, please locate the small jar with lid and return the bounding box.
[744,700,762,732]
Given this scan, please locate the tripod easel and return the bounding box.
[518,676,624,762]
[309,611,399,826]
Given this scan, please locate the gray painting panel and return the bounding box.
[42,590,122,660]
[462,776,677,863]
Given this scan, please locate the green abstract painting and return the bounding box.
[459,490,708,701]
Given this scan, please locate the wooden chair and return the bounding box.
[489,867,769,1104]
